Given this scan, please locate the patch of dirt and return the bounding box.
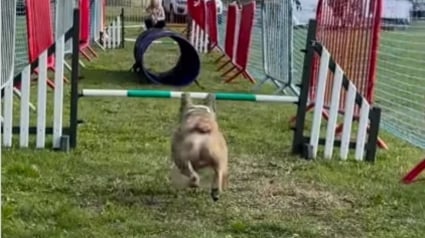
[261,180,354,212]
[220,155,363,236]
[228,155,355,215]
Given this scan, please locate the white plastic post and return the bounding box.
[53,34,65,149]
[19,65,31,147]
[36,50,48,148]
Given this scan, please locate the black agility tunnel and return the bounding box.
[132,29,201,87]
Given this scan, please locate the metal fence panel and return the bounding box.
[259,0,296,94]
[1,0,17,89]
[218,0,298,93]
[90,0,103,42]
[375,21,425,149]
[292,0,315,88]
[246,3,264,82]
[56,0,74,53]
[14,0,30,77]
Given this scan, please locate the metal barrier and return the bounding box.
[253,0,297,95]
[217,0,306,95]
[0,0,17,89]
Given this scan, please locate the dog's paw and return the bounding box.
[211,188,220,202]
[188,175,200,188]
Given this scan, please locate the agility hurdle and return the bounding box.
[291,20,381,162]
[81,89,299,103]
[309,0,387,150]
[74,21,381,162]
[1,9,81,151]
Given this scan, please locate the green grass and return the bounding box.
[3,27,425,238]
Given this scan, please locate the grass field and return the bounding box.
[2,25,425,237]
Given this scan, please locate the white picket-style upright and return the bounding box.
[190,19,214,53]
[340,82,357,160]
[0,0,2,152]
[199,27,204,52]
[113,20,117,48]
[110,23,114,48]
[107,26,112,49]
[201,27,208,53]
[116,16,121,48]
[19,65,31,147]
[310,49,330,158]
[305,44,379,161]
[194,24,200,52]
[36,50,48,148]
[102,17,123,49]
[324,65,343,159]
[199,28,204,52]
[100,0,105,39]
[3,79,14,147]
[355,98,370,160]
[0,96,3,152]
[53,34,65,149]
[190,21,196,45]
[13,87,36,111]
[200,28,206,52]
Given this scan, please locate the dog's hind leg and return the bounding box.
[186,161,200,188]
[211,166,225,201]
[172,154,200,188]
[222,168,229,190]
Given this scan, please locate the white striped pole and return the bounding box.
[81,89,299,103]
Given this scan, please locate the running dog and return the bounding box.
[170,92,229,201]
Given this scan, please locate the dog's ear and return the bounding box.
[180,92,193,116]
[204,93,216,112]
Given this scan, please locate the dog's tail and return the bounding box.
[190,118,216,134]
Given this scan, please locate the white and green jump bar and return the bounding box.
[80,89,299,103]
